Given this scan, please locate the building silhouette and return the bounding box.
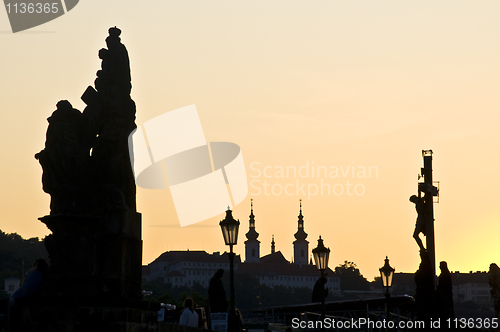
[146,250,238,287]
[373,271,493,310]
[452,271,492,307]
[143,200,339,292]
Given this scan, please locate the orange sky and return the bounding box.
[1,0,500,280]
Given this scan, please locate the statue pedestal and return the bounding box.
[39,211,142,299]
[7,212,159,331]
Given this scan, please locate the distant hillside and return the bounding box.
[0,230,48,279]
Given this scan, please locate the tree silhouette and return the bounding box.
[0,230,48,278]
[334,261,370,291]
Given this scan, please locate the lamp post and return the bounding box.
[312,236,330,322]
[379,256,395,323]
[220,208,240,332]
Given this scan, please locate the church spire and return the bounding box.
[271,235,275,254]
[246,199,259,241]
[245,199,260,263]
[293,199,309,265]
[294,199,307,240]
[249,199,255,228]
[298,199,304,228]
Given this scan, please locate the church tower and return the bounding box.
[245,199,260,263]
[293,199,309,265]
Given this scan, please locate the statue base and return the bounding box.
[8,212,157,330]
[39,210,142,299]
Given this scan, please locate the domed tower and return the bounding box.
[245,199,260,263]
[293,199,309,265]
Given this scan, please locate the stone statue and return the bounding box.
[85,26,137,212]
[34,27,142,300]
[35,100,92,214]
[410,194,427,252]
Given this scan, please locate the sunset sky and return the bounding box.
[1,0,500,280]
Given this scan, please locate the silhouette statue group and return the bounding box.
[36,26,136,215]
[32,27,142,300]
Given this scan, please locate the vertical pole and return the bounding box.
[422,152,436,283]
[385,289,390,330]
[320,269,325,332]
[229,245,236,332]
[422,151,436,320]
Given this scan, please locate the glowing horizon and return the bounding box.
[2,0,500,281]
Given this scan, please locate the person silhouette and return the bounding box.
[208,269,228,313]
[311,276,328,303]
[436,261,454,320]
[179,298,198,327]
[10,258,48,299]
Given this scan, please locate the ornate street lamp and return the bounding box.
[312,236,330,274]
[379,256,395,323]
[312,236,330,323]
[379,256,395,298]
[220,208,240,332]
[220,208,240,248]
